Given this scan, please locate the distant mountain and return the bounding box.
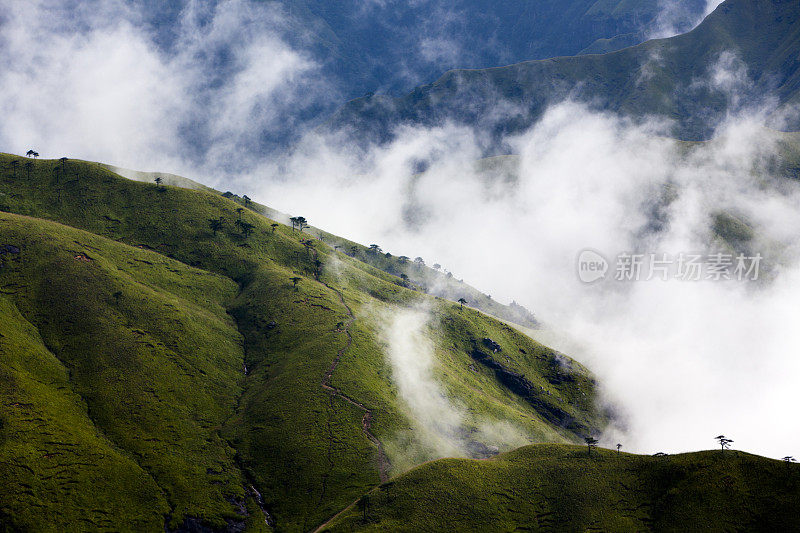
[138,0,707,101]
[329,0,800,144]
[274,0,708,98]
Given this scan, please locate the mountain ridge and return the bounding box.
[0,153,604,531]
[328,0,800,145]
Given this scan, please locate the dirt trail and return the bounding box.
[319,279,390,483]
[305,242,389,482]
[302,242,390,532]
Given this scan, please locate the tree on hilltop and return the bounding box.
[585,436,599,456]
[715,435,733,452]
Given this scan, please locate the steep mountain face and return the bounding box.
[138,0,707,100]
[0,154,605,531]
[329,0,800,144]
[275,0,707,97]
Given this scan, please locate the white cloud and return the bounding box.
[648,0,725,39]
[0,0,320,180]
[252,52,800,459]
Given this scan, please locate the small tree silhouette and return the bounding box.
[59,157,68,170]
[715,435,733,452]
[10,160,19,178]
[433,263,441,271]
[295,216,308,232]
[398,256,409,264]
[243,195,251,207]
[208,217,224,236]
[458,298,467,310]
[400,273,409,286]
[236,207,244,221]
[585,436,599,456]
[782,456,796,468]
[270,223,279,233]
[368,244,381,254]
[26,149,35,158]
[290,276,302,290]
[616,443,622,455]
[32,151,39,159]
[349,245,358,257]
[154,176,163,189]
[414,257,425,267]
[240,221,254,239]
[24,161,32,179]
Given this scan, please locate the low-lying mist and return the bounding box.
[257,65,800,459]
[373,303,528,471]
[3,0,799,461]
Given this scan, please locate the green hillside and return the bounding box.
[119,171,541,329]
[0,154,605,531]
[323,445,800,532]
[330,0,800,143]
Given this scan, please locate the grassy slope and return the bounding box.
[324,444,800,532]
[0,213,259,531]
[184,187,541,329]
[0,290,168,532]
[0,154,604,531]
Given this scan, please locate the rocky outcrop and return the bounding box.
[469,348,584,433]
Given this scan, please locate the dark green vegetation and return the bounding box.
[0,154,604,531]
[331,0,800,143]
[323,445,800,532]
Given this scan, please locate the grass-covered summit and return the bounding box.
[322,445,800,532]
[0,153,605,531]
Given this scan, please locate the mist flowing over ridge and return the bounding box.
[0,0,715,179]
